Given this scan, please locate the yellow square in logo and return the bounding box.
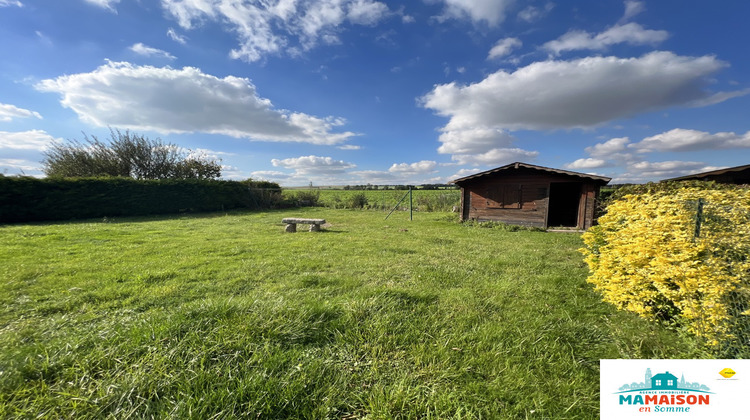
[719,368,736,378]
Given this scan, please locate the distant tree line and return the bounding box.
[42,129,222,180]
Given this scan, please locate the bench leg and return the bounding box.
[285,223,297,233]
[309,223,321,232]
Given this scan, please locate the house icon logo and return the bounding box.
[614,368,712,412]
[617,368,712,393]
[651,371,678,390]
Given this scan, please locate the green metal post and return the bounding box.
[409,187,413,221]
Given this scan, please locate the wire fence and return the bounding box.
[284,189,461,212]
[684,198,750,357]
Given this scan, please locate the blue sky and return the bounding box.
[1,0,748,185]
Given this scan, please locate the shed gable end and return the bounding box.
[452,163,610,229]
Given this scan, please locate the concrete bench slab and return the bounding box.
[282,218,326,232]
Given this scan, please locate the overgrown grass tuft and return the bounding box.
[1,209,702,418]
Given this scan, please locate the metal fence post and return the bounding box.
[694,198,704,239]
[409,187,413,221]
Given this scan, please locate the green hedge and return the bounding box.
[0,177,281,223]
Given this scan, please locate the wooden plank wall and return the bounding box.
[463,173,550,228]
[580,183,600,229]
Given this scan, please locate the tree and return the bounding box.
[42,129,222,180]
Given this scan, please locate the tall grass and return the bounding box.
[0,209,702,418]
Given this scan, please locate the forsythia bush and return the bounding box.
[581,183,750,352]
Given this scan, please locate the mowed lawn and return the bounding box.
[0,209,697,419]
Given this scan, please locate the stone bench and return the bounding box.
[282,218,326,232]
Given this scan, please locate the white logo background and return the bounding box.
[600,359,749,419]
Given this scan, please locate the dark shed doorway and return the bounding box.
[547,182,582,227]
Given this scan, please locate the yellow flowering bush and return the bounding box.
[581,183,750,353]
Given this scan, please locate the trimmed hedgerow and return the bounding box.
[0,176,282,223]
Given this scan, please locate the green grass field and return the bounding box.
[0,209,703,419]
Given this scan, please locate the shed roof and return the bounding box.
[451,162,612,185]
[661,163,750,182]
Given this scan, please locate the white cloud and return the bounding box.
[451,148,539,166]
[421,52,736,133]
[436,127,516,155]
[631,128,750,152]
[129,43,176,60]
[35,30,53,47]
[686,89,750,108]
[166,28,188,44]
[563,136,635,179]
[487,37,522,60]
[569,126,748,182]
[161,0,390,62]
[188,147,235,159]
[36,61,357,145]
[585,137,631,158]
[622,0,645,22]
[0,130,58,150]
[348,169,395,183]
[0,158,42,175]
[631,160,704,171]
[627,160,708,178]
[449,167,482,180]
[161,0,217,29]
[249,170,291,181]
[432,0,514,26]
[347,167,449,185]
[84,0,120,11]
[611,160,725,183]
[565,158,608,169]
[347,0,390,25]
[517,3,553,23]
[271,155,356,175]
[219,165,249,180]
[393,4,415,24]
[432,126,536,167]
[543,23,668,55]
[337,144,361,150]
[425,51,744,170]
[388,160,437,174]
[0,0,23,7]
[565,137,635,171]
[0,102,42,121]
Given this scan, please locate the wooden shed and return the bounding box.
[661,164,750,185]
[451,162,611,230]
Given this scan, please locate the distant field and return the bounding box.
[0,209,702,418]
[284,188,461,212]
